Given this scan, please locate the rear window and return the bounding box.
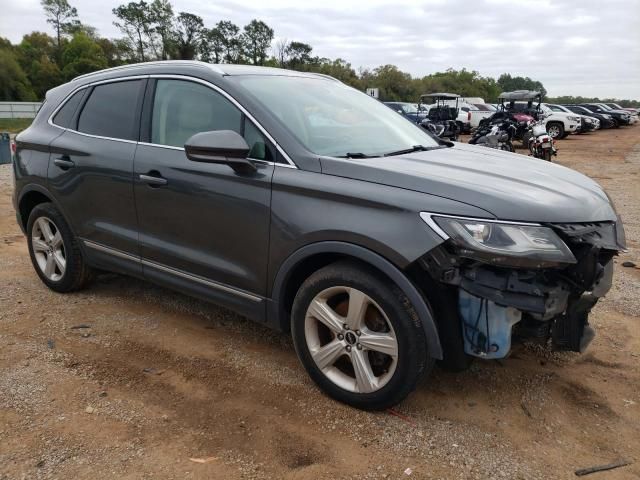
[77,80,143,140]
[52,90,86,128]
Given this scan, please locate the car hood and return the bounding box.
[320,144,616,223]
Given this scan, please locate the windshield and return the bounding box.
[234,76,439,157]
[547,104,569,113]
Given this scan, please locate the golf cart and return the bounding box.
[499,90,543,120]
[418,93,461,140]
[480,90,542,145]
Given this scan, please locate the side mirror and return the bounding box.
[397,109,403,114]
[184,130,256,173]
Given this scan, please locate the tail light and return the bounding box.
[11,140,16,154]
[468,111,471,121]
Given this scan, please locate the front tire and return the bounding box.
[291,261,433,410]
[546,122,564,139]
[27,203,94,293]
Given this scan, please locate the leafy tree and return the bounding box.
[16,32,61,99]
[0,47,37,101]
[497,73,547,98]
[286,41,313,68]
[61,32,107,80]
[40,0,79,63]
[241,19,274,66]
[174,12,203,60]
[216,21,242,63]
[149,0,174,60]
[200,27,225,63]
[113,1,152,61]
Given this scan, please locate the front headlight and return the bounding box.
[567,116,580,122]
[420,214,576,268]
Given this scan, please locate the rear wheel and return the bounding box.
[27,203,93,292]
[543,149,552,161]
[291,261,433,410]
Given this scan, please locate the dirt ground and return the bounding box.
[1,127,639,480]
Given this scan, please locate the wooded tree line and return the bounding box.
[1,0,637,107]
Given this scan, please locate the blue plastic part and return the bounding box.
[458,290,522,359]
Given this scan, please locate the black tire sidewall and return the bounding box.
[291,261,430,410]
[26,203,86,293]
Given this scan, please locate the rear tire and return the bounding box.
[291,261,433,410]
[543,149,552,162]
[27,203,94,293]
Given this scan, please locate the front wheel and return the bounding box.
[546,122,565,139]
[291,261,433,410]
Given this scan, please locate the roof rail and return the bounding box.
[72,60,225,82]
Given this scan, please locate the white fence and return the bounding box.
[0,102,43,119]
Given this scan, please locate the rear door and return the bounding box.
[133,77,277,317]
[48,78,146,269]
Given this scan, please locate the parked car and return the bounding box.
[580,103,633,126]
[595,103,638,124]
[13,62,626,410]
[603,102,640,115]
[562,105,616,129]
[384,102,427,124]
[508,100,581,139]
[542,103,599,133]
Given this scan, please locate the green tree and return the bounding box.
[149,0,174,60]
[174,12,203,60]
[40,0,79,63]
[0,47,37,101]
[286,41,313,69]
[113,1,152,61]
[61,32,107,80]
[216,21,242,63]
[16,32,62,99]
[241,19,274,65]
[200,27,225,63]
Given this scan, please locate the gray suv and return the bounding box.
[13,62,625,410]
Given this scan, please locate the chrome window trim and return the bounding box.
[48,73,298,168]
[82,239,262,302]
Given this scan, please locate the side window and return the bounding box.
[52,89,86,128]
[244,118,274,161]
[77,80,143,140]
[151,79,242,148]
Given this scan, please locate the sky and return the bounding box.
[1,0,639,99]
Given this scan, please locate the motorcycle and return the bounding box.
[469,120,516,152]
[527,120,557,161]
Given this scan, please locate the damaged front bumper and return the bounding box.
[420,218,625,359]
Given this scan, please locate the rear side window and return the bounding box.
[77,80,143,140]
[52,90,86,128]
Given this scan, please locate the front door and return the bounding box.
[133,78,276,316]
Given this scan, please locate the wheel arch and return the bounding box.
[17,185,58,233]
[268,241,443,360]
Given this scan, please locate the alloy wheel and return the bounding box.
[31,217,66,282]
[304,286,398,393]
[547,125,561,138]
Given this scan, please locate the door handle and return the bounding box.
[54,156,75,169]
[139,173,168,187]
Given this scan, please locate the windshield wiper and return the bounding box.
[383,145,439,157]
[338,152,378,159]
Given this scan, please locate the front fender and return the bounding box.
[269,241,443,360]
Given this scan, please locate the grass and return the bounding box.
[0,118,33,133]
